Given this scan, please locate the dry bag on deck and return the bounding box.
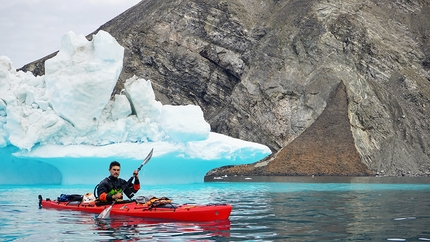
[144,197,172,208]
[57,194,83,202]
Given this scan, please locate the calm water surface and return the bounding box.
[1,177,429,241]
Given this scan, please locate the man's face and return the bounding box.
[109,165,120,178]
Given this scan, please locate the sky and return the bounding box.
[0,0,141,68]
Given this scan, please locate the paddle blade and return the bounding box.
[97,205,113,219]
[139,148,153,171]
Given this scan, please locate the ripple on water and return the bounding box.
[1,181,430,241]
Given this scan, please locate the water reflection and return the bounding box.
[1,181,429,241]
[231,189,430,241]
[94,216,231,240]
[206,175,430,184]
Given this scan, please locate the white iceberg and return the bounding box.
[0,30,271,185]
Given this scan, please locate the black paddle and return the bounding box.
[97,148,154,219]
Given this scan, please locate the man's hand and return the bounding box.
[113,193,123,200]
[133,169,139,179]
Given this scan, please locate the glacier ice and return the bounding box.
[0,30,271,185]
[44,31,124,131]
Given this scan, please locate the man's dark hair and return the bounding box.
[109,161,121,170]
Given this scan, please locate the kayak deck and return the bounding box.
[39,196,232,222]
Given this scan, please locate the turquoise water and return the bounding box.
[1,177,430,241]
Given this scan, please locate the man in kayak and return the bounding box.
[97,161,140,202]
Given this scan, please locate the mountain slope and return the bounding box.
[21,0,430,176]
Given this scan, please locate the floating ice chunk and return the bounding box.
[93,30,124,62]
[111,94,132,120]
[6,106,65,151]
[124,75,162,122]
[161,105,210,142]
[0,30,272,185]
[0,56,13,92]
[45,30,123,130]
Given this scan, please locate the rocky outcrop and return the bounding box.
[207,81,373,177]
[20,0,430,176]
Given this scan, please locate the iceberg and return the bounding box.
[0,30,271,185]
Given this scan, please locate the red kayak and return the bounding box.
[38,195,232,222]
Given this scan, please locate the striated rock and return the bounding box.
[207,81,373,176]
[20,0,430,176]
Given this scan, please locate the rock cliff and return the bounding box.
[21,0,430,176]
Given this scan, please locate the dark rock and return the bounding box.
[19,0,430,177]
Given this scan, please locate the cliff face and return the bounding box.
[21,0,430,176]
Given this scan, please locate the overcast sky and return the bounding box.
[0,0,141,68]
